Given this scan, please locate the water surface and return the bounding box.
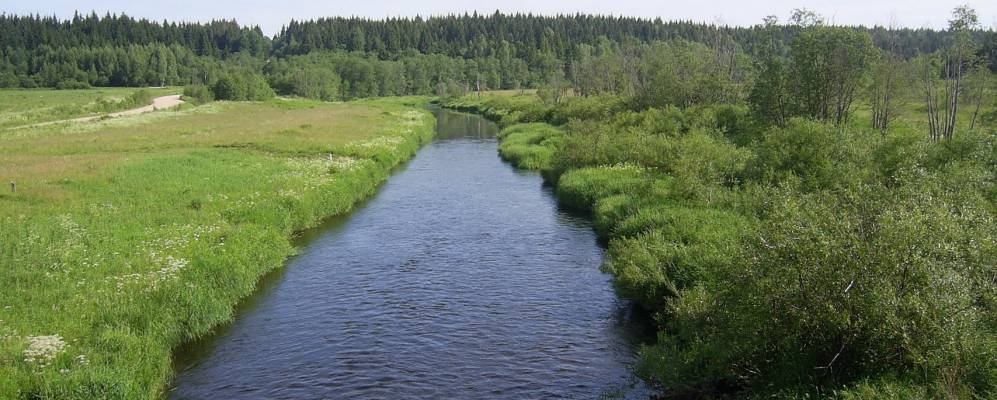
[169,108,653,399]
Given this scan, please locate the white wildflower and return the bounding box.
[600,162,646,172]
[23,335,67,367]
[346,136,404,150]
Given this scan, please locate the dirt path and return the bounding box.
[106,94,184,118]
[10,94,185,130]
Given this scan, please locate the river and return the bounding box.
[168,108,654,399]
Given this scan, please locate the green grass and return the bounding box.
[554,165,652,212]
[441,92,549,127]
[0,87,180,129]
[496,123,564,170]
[0,92,435,399]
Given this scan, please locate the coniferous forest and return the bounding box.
[2,11,994,98]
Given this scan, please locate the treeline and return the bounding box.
[0,12,269,90]
[273,12,963,61]
[558,11,994,135]
[2,11,994,97]
[0,12,268,56]
[0,44,237,88]
[263,51,532,100]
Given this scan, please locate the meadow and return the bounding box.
[0,90,435,399]
[0,88,179,130]
[443,91,996,398]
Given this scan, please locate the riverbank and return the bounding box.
[440,93,996,398]
[0,95,435,399]
[168,107,655,399]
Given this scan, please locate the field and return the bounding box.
[0,90,435,399]
[0,88,180,130]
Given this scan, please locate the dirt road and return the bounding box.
[11,94,185,130]
[106,94,184,117]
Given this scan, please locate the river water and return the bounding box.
[168,108,654,399]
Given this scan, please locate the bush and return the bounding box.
[0,72,20,88]
[55,80,91,90]
[548,95,627,125]
[211,73,275,101]
[555,165,651,212]
[268,65,341,101]
[665,129,753,202]
[183,84,215,104]
[686,104,758,145]
[128,89,153,107]
[550,120,671,177]
[644,183,996,395]
[496,123,564,170]
[442,93,551,126]
[602,202,750,311]
[244,74,276,101]
[746,118,878,191]
[612,204,750,241]
[444,89,996,398]
[592,194,639,238]
[833,377,933,400]
[212,75,245,100]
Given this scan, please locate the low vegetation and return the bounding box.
[442,9,995,395]
[0,87,177,129]
[0,93,434,399]
[495,123,564,170]
[2,3,995,399]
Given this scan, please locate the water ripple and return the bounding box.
[169,109,655,399]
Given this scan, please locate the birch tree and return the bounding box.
[923,5,981,140]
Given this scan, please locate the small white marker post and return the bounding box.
[9,181,14,193]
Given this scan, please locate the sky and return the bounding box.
[4,1,996,36]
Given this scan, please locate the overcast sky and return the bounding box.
[4,1,996,36]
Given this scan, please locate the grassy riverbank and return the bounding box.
[443,92,996,398]
[0,93,434,399]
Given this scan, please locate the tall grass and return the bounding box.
[441,92,550,127]
[496,123,564,170]
[0,93,435,399]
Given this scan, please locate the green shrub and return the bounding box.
[182,84,215,104]
[497,123,564,170]
[212,75,245,100]
[444,89,996,399]
[555,165,650,212]
[604,227,739,310]
[666,129,753,202]
[833,377,933,400]
[646,184,996,395]
[747,118,879,191]
[211,73,275,101]
[244,74,276,101]
[613,204,750,242]
[55,80,92,90]
[549,95,627,125]
[128,89,153,107]
[609,106,687,136]
[441,93,550,126]
[593,194,638,238]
